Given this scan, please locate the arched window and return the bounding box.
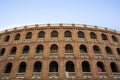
[33,61,42,72]
[79,45,87,53]
[101,34,108,40]
[4,35,10,42]
[14,33,20,40]
[65,44,73,53]
[36,45,44,53]
[4,62,12,73]
[105,46,113,55]
[78,31,85,38]
[110,62,119,72]
[90,32,97,39]
[112,35,118,42]
[18,62,26,73]
[82,61,91,72]
[66,61,75,72]
[38,31,45,38]
[10,46,17,55]
[97,61,106,72]
[25,32,32,39]
[93,45,100,53]
[49,61,58,72]
[22,45,29,54]
[64,31,72,37]
[50,44,58,53]
[51,31,58,37]
[117,48,120,55]
[0,48,5,56]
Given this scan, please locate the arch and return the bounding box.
[101,34,108,40]
[79,44,87,53]
[117,48,120,55]
[25,32,32,39]
[64,31,72,37]
[22,45,29,54]
[78,31,85,38]
[105,46,113,55]
[49,61,58,72]
[0,48,5,56]
[18,62,26,72]
[112,35,118,42]
[14,33,20,40]
[50,44,58,53]
[82,61,91,72]
[97,61,106,72]
[36,44,44,53]
[38,31,45,38]
[90,32,97,39]
[33,61,42,72]
[51,30,58,37]
[4,35,10,42]
[10,46,17,55]
[65,44,73,53]
[93,45,101,53]
[4,62,12,73]
[66,61,75,72]
[110,62,119,72]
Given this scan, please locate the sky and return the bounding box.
[0,0,120,31]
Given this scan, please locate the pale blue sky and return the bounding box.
[0,0,120,31]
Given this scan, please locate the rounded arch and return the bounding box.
[112,35,118,42]
[105,46,113,55]
[14,33,20,40]
[101,33,108,40]
[117,48,120,55]
[66,61,75,72]
[79,44,87,53]
[0,48,5,56]
[65,44,73,53]
[10,46,17,55]
[33,61,42,72]
[90,32,97,39]
[93,45,101,53]
[82,61,91,72]
[4,35,10,42]
[49,61,58,72]
[38,31,45,38]
[97,61,106,72]
[4,62,12,73]
[78,31,85,38]
[22,45,30,54]
[51,30,58,37]
[36,44,44,53]
[110,62,119,72]
[18,61,27,73]
[64,30,72,37]
[50,44,58,53]
[25,32,32,39]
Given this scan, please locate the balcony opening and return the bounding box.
[38,31,45,38]
[0,48,5,56]
[65,44,73,53]
[22,45,29,54]
[82,61,91,72]
[93,45,101,54]
[10,46,17,55]
[80,45,87,53]
[78,31,85,38]
[90,32,97,39]
[105,46,113,55]
[51,31,58,37]
[14,34,20,40]
[18,62,26,73]
[97,62,106,72]
[117,48,120,55]
[36,45,43,53]
[4,35,10,42]
[49,61,58,72]
[112,35,118,42]
[50,44,58,53]
[110,62,119,72]
[25,32,32,39]
[101,34,108,40]
[33,61,42,72]
[64,31,72,37]
[4,62,12,73]
[66,61,75,72]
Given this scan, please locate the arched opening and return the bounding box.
[82,61,91,72]
[66,61,75,72]
[97,61,106,72]
[33,61,42,72]
[4,62,12,73]
[49,61,58,72]
[101,34,108,40]
[22,45,29,54]
[112,35,118,42]
[38,31,45,38]
[65,44,73,53]
[50,44,58,53]
[4,35,10,42]
[10,46,17,55]
[36,45,44,53]
[90,32,97,39]
[18,62,26,73]
[14,33,20,40]
[0,48,5,56]
[93,45,101,54]
[25,32,32,39]
[64,31,72,37]
[51,31,58,37]
[117,48,120,55]
[78,31,85,38]
[79,45,87,53]
[105,46,113,55]
[110,62,119,72]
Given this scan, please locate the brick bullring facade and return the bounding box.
[0,24,120,80]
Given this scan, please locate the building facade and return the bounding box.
[0,24,120,80]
